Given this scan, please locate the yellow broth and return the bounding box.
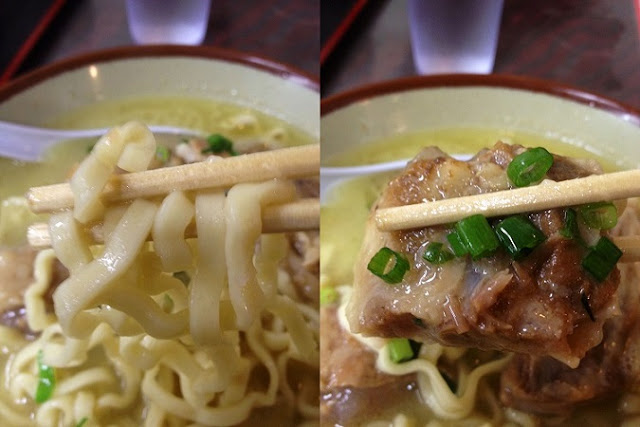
[324,127,617,171]
[0,96,315,247]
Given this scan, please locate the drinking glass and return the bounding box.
[408,0,504,74]
[126,0,211,45]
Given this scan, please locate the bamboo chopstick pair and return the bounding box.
[26,143,640,262]
[372,169,640,262]
[27,144,320,248]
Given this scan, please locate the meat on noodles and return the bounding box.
[322,140,640,425]
[348,142,620,368]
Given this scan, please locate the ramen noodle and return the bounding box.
[0,121,319,426]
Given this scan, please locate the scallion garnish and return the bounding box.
[35,350,55,403]
[580,291,596,322]
[580,201,618,230]
[446,231,469,257]
[494,215,546,260]
[367,247,410,284]
[507,147,554,187]
[320,287,339,305]
[560,208,580,240]
[162,294,174,313]
[155,145,171,163]
[76,417,89,427]
[582,236,622,282]
[455,215,499,260]
[202,133,236,155]
[422,242,455,264]
[388,338,419,363]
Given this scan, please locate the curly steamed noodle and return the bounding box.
[334,286,531,427]
[0,121,319,426]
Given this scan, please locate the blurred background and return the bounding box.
[321,0,640,107]
[2,1,639,106]
[0,0,319,83]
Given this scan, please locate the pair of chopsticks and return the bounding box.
[374,169,640,262]
[27,144,320,248]
[26,143,640,263]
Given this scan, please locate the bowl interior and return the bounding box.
[321,83,640,170]
[0,52,319,139]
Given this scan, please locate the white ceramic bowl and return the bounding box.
[0,45,319,139]
[321,74,640,171]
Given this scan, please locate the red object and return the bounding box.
[0,0,67,85]
[321,0,369,65]
[635,0,640,39]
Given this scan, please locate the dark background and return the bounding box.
[321,0,640,107]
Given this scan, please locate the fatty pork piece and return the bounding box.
[347,142,620,368]
[320,305,416,424]
[500,202,640,415]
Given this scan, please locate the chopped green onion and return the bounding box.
[35,350,55,403]
[388,338,419,363]
[455,215,499,260]
[367,247,410,284]
[446,231,469,257]
[320,287,339,305]
[494,215,546,260]
[560,208,580,240]
[582,237,622,282]
[173,271,190,286]
[507,147,554,187]
[155,145,171,163]
[162,294,174,313]
[76,418,89,427]
[580,201,618,230]
[580,291,596,322]
[202,134,236,155]
[422,242,455,264]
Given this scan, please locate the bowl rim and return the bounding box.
[0,45,319,102]
[321,74,640,126]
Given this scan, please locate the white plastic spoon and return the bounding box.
[0,120,204,162]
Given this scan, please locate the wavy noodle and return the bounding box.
[52,198,159,338]
[24,249,57,331]
[336,286,518,425]
[190,191,227,345]
[225,180,297,330]
[152,191,194,272]
[0,122,318,426]
[70,121,155,223]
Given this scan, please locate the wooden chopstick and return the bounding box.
[375,169,640,231]
[27,198,319,249]
[26,144,319,214]
[615,236,640,263]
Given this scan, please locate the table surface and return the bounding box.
[322,0,640,109]
[4,0,319,80]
